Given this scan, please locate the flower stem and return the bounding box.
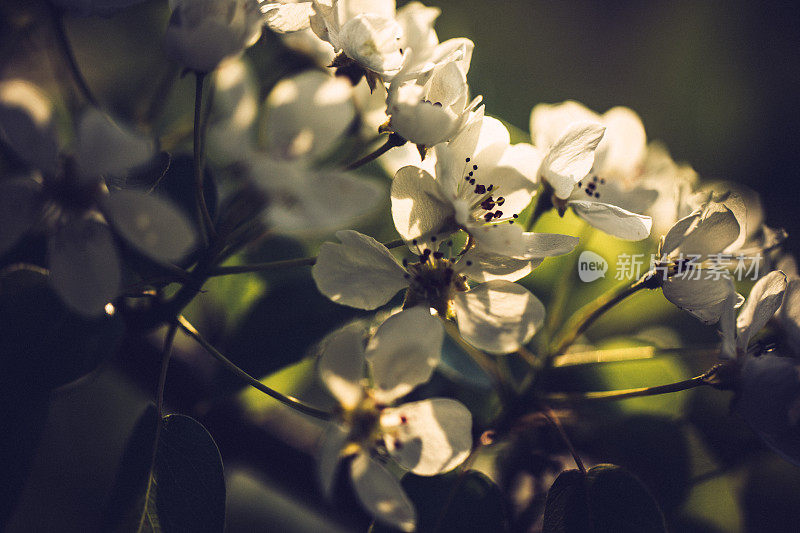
[177,316,332,421]
[156,322,179,418]
[542,407,585,473]
[345,133,406,171]
[51,8,99,107]
[206,238,406,277]
[193,72,216,245]
[549,273,651,357]
[542,370,715,403]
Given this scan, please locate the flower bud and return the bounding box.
[164,0,263,73]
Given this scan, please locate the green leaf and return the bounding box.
[371,470,509,533]
[543,464,667,533]
[112,414,226,533]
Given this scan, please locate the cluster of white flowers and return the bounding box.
[2,1,799,530]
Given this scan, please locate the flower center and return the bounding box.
[402,245,469,317]
[455,157,519,225]
[576,175,606,199]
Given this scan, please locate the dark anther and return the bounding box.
[469,179,476,185]
[512,214,519,218]
[465,260,473,266]
[400,415,408,424]
[402,258,409,267]
[594,193,600,198]
[468,171,473,176]
[465,157,471,162]
[600,178,606,184]
[480,198,496,210]
[431,235,437,242]
[473,164,478,170]
[433,251,444,259]
[487,184,493,191]
[483,212,494,222]
[412,239,418,245]
[474,184,486,194]
[496,197,505,206]
[494,211,503,218]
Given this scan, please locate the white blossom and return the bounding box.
[164,0,264,73]
[314,308,472,531]
[312,230,552,354]
[391,109,579,261]
[530,101,654,240]
[241,70,383,233]
[0,81,196,315]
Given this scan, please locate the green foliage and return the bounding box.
[108,412,226,533]
[542,464,667,533]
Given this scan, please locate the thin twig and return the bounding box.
[177,316,332,421]
[345,133,406,170]
[542,372,712,403]
[193,72,216,244]
[549,273,651,357]
[542,407,586,474]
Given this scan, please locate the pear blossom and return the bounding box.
[712,271,800,465]
[384,46,480,151]
[263,0,405,85]
[312,230,554,354]
[0,80,196,315]
[164,0,264,73]
[238,70,383,233]
[529,101,654,240]
[654,196,745,324]
[391,109,578,261]
[315,308,472,531]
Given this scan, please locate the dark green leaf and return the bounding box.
[153,415,226,533]
[371,470,508,533]
[115,414,226,533]
[543,464,667,533]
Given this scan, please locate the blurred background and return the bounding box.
[1,1,799,532]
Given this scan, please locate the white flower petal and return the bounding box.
[458,247,538,283]
[318,322,367,409]
[539,121,605,199]
[48,218,121,316]
[387,84,462,147]
[265,71,356,161]
[0,176,41,255]
[102,190,197,263]
[517,232,580,259]
[312,230,409,310]
[464,221,527,258]
[496,142,543,184]
[340,14,404,76]
[779,279,800,353]
[366,308,444,403]
[595,106,647,180]
[317,423,349,498]
[76,108,154,181]
[662,276,735,324]
[251,157,383,233]
[349,453,416,533]
[391,165,453,242]
[453,280,545,354]
[382,398,472,475]
[0,80,60,174]
[530,100,598,151]
[662,201,740,258]
[337,0,396,23]
[262,2,313,33]
[164,0,263,72]
[568,200,652,241]
[737,271,788,351]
